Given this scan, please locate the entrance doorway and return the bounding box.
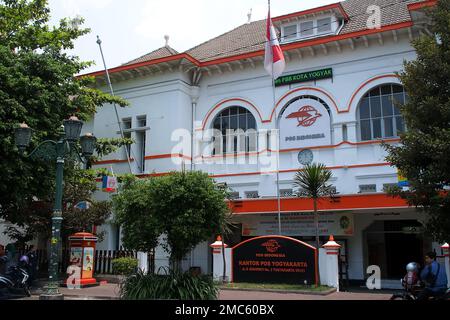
[365,220,425,279]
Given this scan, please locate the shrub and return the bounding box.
[120,269,219,300]
[111,257,138,276]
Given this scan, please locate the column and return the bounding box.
[441,243,449,288]
[322,235,342,291]
[332,123,344,145]
[209,236,229,282]
[137,252,148,274]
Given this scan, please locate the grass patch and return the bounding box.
[220,282,332,292]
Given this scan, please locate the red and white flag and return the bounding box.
[264,6,285,80]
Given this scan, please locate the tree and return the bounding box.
[385,0,450,243]
[293,163,336,250]
[112,171,229,271]
[0,0,129,237]
[113,177,162,254]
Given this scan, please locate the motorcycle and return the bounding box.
[0,255,32,298]
[390,262,450,300]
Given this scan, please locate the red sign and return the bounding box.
[286,105,322,127]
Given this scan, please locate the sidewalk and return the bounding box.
[29,283,121,300]
[26,284,393,300]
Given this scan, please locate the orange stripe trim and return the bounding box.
[281,21,414,52]
[96,161,391,180]
[346,74,400,113]
[229,193,408,214]
[270,87,340,120]
[201,21,414,67]
[210,162,391,178]
[145,154,192,161]
[93,158,134,165]
[201,98,264,130]
[272,3,349,22]
[80,53,201,78]
[197,139,400,159]
[407,0,437,11]
[82,21,415,78]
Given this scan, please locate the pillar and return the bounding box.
[441,243,449,288]
[137,252,148,274]
[322,235,341,291]
[210,236,229,282]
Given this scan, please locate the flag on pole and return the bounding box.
[264,4,285,80]
[102,175,118,193]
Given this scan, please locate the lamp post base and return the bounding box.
[39,282,64,300]
[39,293,64,300]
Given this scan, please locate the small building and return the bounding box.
[83,0,443,287]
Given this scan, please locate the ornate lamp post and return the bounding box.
[14,116,97,300]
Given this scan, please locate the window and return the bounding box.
[136,116,147,173]
[280,16,337,43]
[359,184,377,193]
[283,25,297,41]
[358,84,406,141]
[280,189,293,197]
[228,192,240,200]
[212,106,257,155]
[245,191,259,199]
[383,183,398,192]
[122,118,132,158]
[137,115,147,128]
[317,17,332,33]
[300,21,314,37]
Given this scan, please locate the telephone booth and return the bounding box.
[67,232,98,286]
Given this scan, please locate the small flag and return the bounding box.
[264,4,285,80]
[102,175,118,193]
[397,170,409,187]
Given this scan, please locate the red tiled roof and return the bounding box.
[84,0,433,77]
[123,45,179,65]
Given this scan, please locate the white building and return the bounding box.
[83,0,442,286]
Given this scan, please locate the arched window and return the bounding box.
[358,84,406,141]
[212,106,257,155]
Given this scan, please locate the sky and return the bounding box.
[47,0,338,74]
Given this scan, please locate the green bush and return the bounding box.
[120,269,219,300]
[111,257,138,276]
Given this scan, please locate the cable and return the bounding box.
[96,36,144,174]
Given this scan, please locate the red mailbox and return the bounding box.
[67,232,98,286]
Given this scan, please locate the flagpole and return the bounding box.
[267,0,282,236]
[273,73,282,236]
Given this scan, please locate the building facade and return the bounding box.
[84,0,442,285]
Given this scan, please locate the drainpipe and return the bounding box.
[191,69,201,171]
[190,86,200,171]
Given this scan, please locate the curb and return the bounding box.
[219,287,337,296]
[30,293,120,300]
[62,294,120,300]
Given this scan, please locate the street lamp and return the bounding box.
[14,116,97,300]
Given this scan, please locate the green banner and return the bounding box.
[275,68,333,87]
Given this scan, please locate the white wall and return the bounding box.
[88,30,430,286]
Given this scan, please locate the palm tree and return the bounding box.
[293,163,335,250]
